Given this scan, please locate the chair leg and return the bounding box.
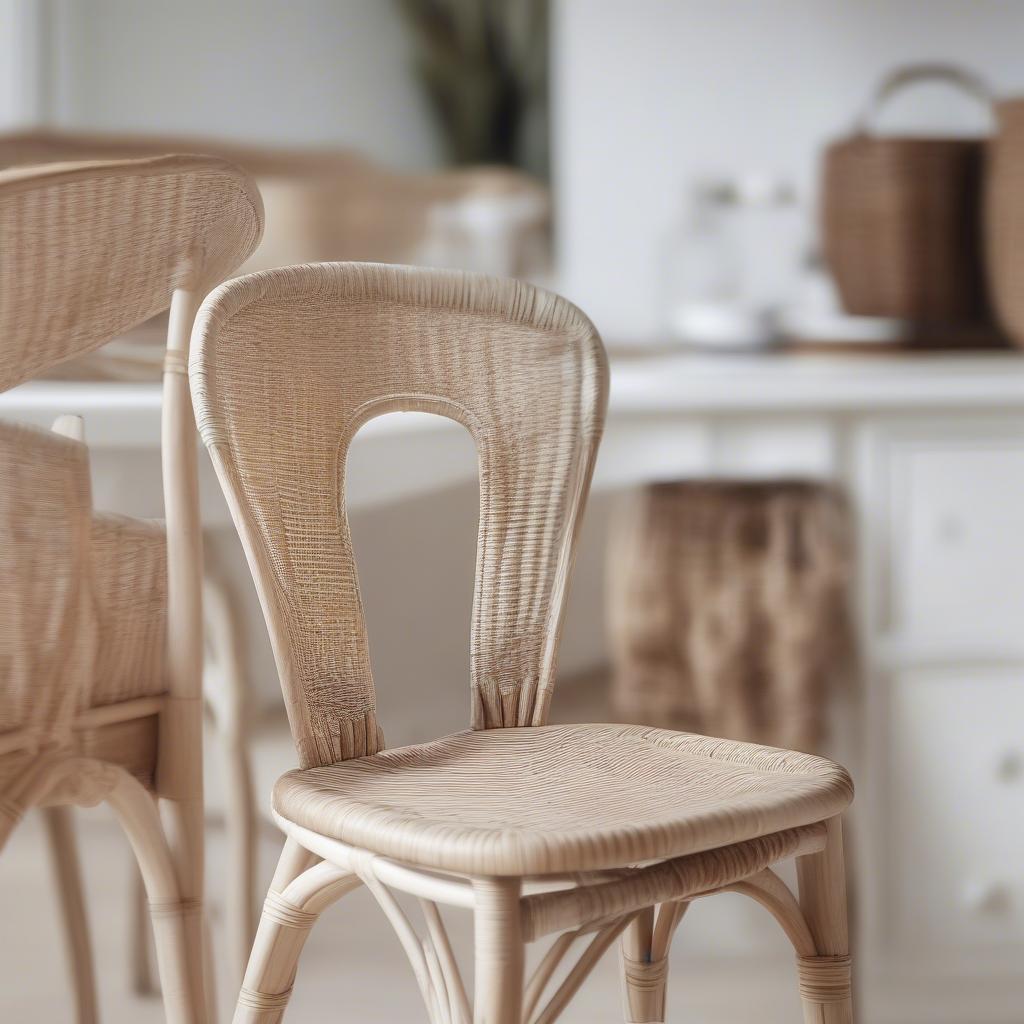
[234,839,355,1024]
[472,878,524,1024]
[620,901,686,1023]
[160,795,210,1023]
[107,774,207,1024]
[130,862,159,995]
[203,570,258,988]
[222,723,257,986]
[43,806,99,1024]
[795,817,853,1024]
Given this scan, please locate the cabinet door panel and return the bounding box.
[888,439,1024,644]
[889,668,1024,953]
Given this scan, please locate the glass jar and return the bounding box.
[663,176,800,350]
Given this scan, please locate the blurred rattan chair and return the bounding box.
[0,137,547,983]
[190,262,855,1024]
[0,156,263,1023]
[0,129,551,287]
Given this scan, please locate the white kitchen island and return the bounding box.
[4,348,1023,1023]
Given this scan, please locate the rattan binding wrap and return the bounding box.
[191,263,608,768]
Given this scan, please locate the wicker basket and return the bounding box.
[821,64,992,322]
[985,99,1024,347]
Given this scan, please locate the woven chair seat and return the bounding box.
[89,513,168,708]
[272,724,853,876]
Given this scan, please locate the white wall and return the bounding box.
[0,0,46,128]
[42,0,440,169]
[553,0,1024,341]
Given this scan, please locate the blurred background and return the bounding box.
[2,1,1024,1022]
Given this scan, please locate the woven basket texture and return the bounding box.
[822,135,986,321]
[985,99,1024,347]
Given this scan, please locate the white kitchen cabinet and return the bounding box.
[856,415,1024,1022]
[874,423,1024,648]
[888,668,1024,955]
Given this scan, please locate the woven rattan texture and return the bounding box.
[272,723,853,875]
[89,514,169,708]
[0,422,91,742]
[0,156,262,390]
[1,156,262,747]
[191,263,608,768]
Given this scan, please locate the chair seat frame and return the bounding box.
[234,810,850,1024]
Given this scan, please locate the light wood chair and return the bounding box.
[190,262,855,1024]
[0,156,263,1023]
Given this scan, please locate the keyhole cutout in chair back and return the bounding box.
[346,412,479,748]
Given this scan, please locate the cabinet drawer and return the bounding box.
[886,437,1024,643]
[888,668,1024,953]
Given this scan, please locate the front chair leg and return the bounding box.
[234,839,358,1024]
[795,817,853,1024]
[472,878,524,1024]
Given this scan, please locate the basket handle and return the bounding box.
[855,63,993,134]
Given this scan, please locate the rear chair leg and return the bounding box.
[44,806,99,1024]
[620,901,687,1023]
[234,838,358,1024]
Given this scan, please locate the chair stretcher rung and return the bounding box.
[520,822,826,941]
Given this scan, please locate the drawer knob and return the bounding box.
[935,515,965,544]
[996,750,1024,783]
[961,879,1012,916]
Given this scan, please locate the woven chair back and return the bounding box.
[0,155,263,390]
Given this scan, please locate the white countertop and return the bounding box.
[608,349,1024,414]
[4,349,1024,448]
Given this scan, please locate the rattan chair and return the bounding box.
[190,262,855,1024]
[0,156,263,1023]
